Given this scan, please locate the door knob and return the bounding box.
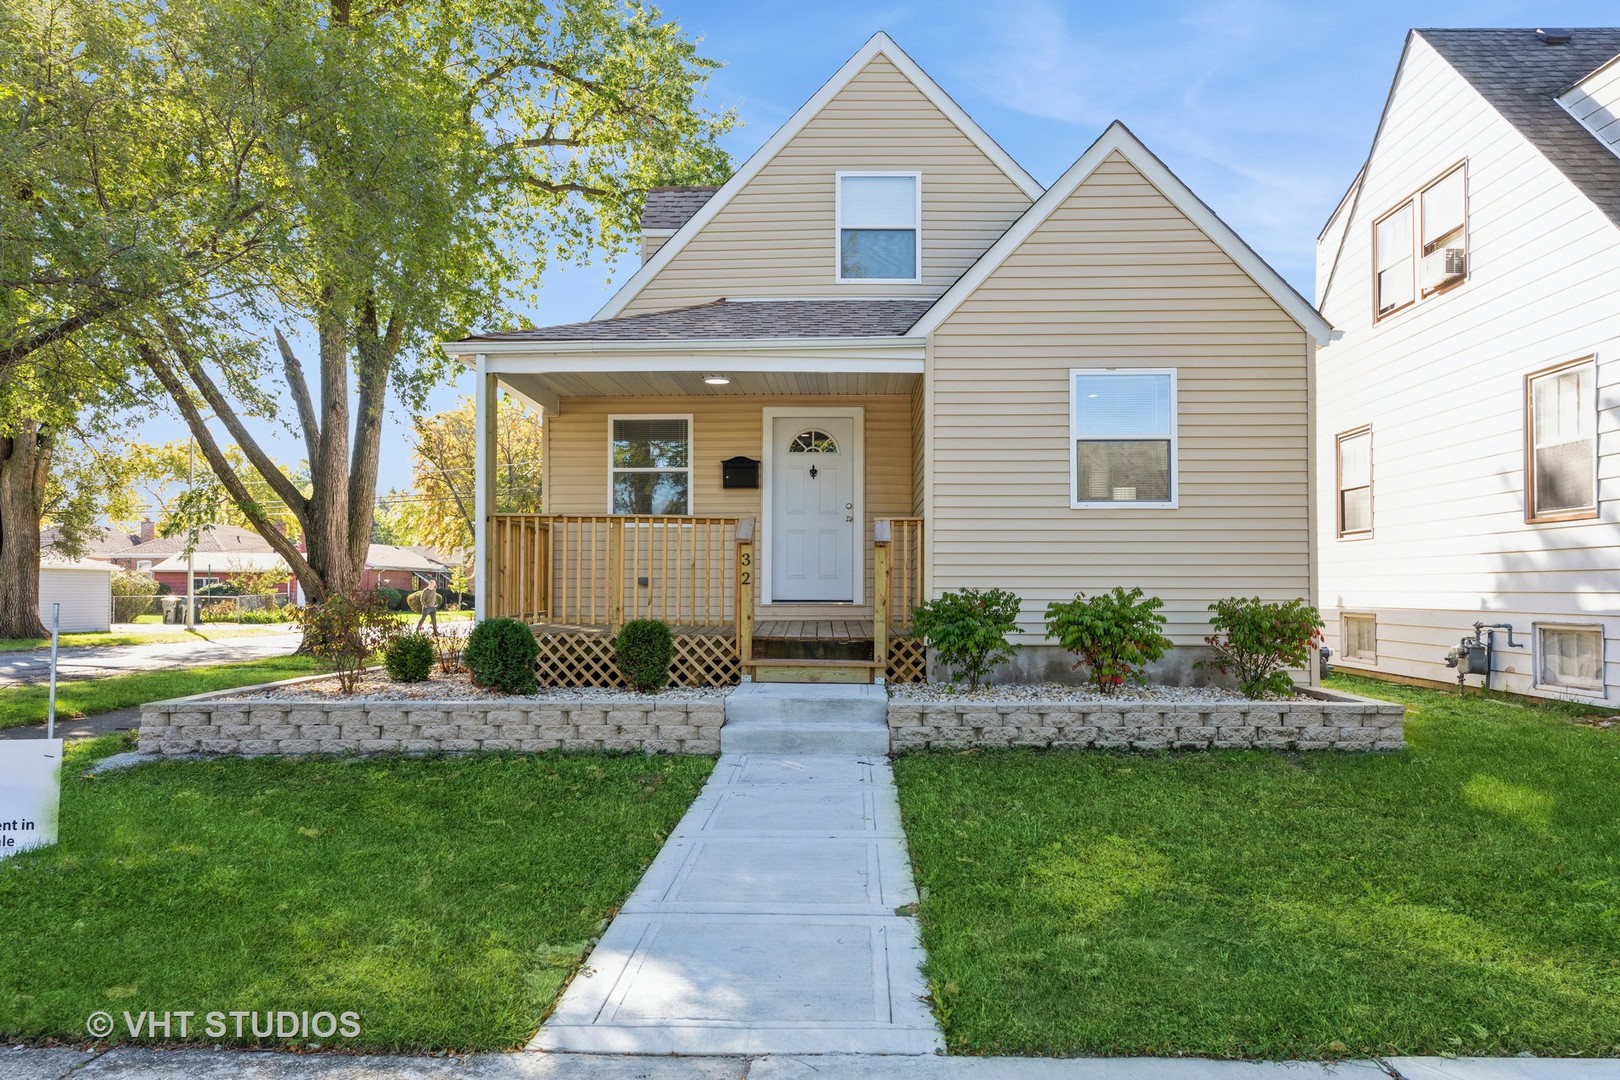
[845,502,852,509]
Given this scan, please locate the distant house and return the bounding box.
[113,523,293,596]
[39,523,143,563]
[1315,28,1619,702]
[443,33,1331,686]
[363,545,450,593]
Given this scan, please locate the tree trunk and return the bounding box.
[0,423,50,639]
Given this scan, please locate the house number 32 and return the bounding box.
[739,550,752,586]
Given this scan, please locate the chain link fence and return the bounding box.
[112,593,297,626]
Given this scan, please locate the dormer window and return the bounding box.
[836,172,920,281]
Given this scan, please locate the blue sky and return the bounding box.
[135,2,1620,505]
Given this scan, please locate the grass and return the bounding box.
[0,737,713,1051]
[0,656,319,731]
[0,626,293,652]
[387,610,473,624]
[893,675,1620,1059]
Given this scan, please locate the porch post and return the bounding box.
[873,519,891,683]
[734,518,755,679]
[473,357,496,621]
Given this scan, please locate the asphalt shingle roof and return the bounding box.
[640,186,721,231]
[461,299,935,343]
[120,524,278,559]
[1419,28,1620,229]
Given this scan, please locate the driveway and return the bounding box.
[0,627,301,688]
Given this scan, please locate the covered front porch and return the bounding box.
[453,315,931,686]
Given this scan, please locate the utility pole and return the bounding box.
[186,435,197,628]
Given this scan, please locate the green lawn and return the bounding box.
[0,626,293,652]
[894,676,1620,1059]
[0,656,319,731]
[0,737,713,1051]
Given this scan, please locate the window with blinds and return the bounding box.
[1336,427,1372,536]
[610,416,691,515]
[1374,203,1414,316]
[1070,370,1176,507]
[1527,358,1597,521]
[837,173,919,281]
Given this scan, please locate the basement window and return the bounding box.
[1342,614,1377,663]
[837,173,920,282]
[1536,625,1603,694]
[1526,358,1597,522]
[1070,369,1177,508]
[610,416,692,515]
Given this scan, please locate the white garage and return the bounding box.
[37,560,113,634]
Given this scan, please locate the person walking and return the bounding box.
[416,581,441,633]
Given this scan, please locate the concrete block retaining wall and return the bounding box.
[888,688,1404,752]
[140,679,724,757]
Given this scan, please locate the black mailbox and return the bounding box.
[721,455,760,489]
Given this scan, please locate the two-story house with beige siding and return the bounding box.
[1316,28,1620,703]
[444,32,1331,687]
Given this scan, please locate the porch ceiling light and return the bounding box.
[703,374,731,385]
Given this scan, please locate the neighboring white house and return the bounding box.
[37,560,113,633]
[1316,27,1620,702]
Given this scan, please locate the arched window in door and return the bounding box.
[788,429,838,453]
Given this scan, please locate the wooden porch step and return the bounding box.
[745,659,885,685]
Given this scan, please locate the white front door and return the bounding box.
[770,416,857,602]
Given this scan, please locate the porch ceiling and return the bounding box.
[501,369,919,410]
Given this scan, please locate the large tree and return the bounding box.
[0,0,288,635]
[137,0,732,605]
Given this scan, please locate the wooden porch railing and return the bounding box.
[873,516,925,676]
[487,514,740,628]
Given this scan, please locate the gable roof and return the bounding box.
[1420,28,1620,230]
[593,31,1043,321]
[910,122,1332,344]
[40,525,140,560]
[641,186,721,232]
[458,299,933,344]
[1319,28,1620,306]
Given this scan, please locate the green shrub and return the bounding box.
[406,589,424,614]
[376,587,407,612]
[1197,596,1325,699]
[464,618,538,693]
[110,570,159,622]
[1044,587,1172,695]
[615,619,675,693]
[383,633,435,683]
[294,591,400,694]
[910,589,1022,690]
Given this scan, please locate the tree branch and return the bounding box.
[274,327,322,467]
[138,342,321,594]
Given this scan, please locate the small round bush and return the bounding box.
[614,618,675,693]
[376,587,407,612]
[464,617,539,693]
[384,632,435,683]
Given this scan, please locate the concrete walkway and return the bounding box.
[0,629,300,688]
[7,1049,1614,1080]
[534,685,939,1056]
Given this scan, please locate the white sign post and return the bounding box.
[0,603,64,858]
[0,740,62,857]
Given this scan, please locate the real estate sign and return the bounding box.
[0,740,62,857]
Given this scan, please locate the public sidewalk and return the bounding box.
[6,1048,1615,1080]
[0,629,300,688]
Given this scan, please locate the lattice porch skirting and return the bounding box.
[535,627,742,688]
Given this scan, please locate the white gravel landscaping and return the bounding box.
[217,670,733,704]
[888,680,1256,704]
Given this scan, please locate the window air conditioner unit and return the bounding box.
[1420,246,1466,289]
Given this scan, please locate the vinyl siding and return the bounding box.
[543,395,916,607]
[620,55,1034,315]
[1560,55,1620,152]
[38,567,111,633]
[929,151,1313,643]
[1316,35,1620,702]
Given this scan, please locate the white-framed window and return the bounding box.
[136,560,153,571]
[1336,426,1372,537]
[1526,357,1598,522]
[608,415,692,515]
[1341,614,1377,662]
[1536,624,1604,694]
[836,172,920,282]
[1070,369,1177,508]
